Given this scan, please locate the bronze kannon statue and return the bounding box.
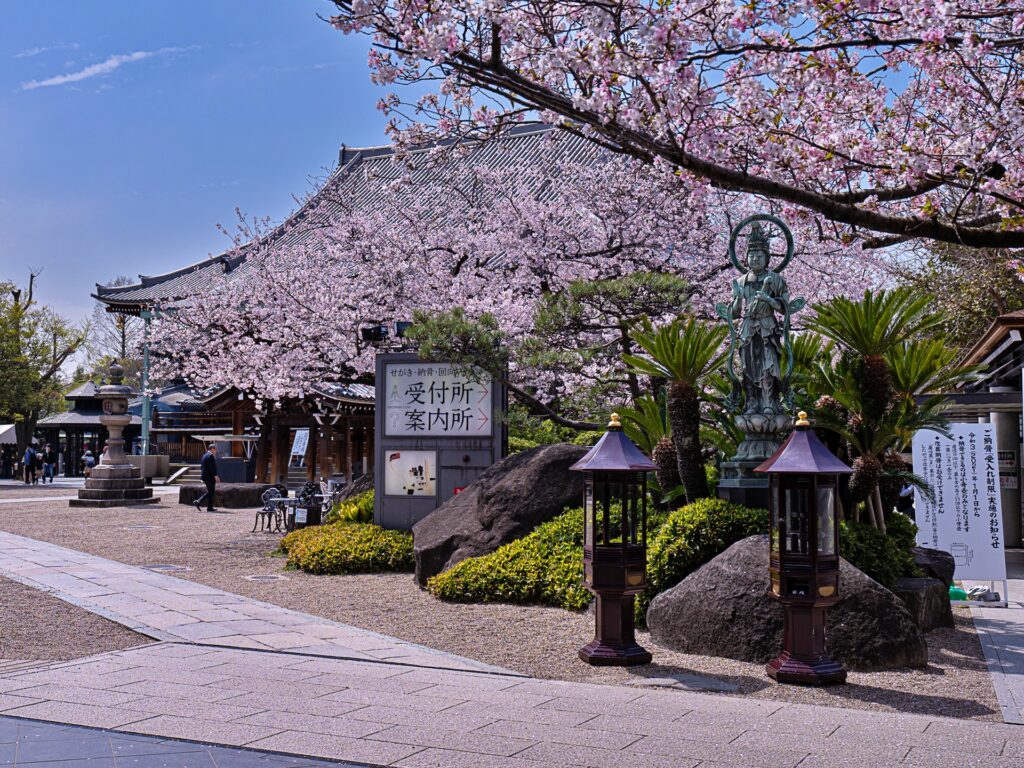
[716,214,805,462]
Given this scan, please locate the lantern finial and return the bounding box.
[608,413,622,429]
[795,411,810,428]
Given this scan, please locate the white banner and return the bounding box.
[384,363,492,437]
[912,424,1006,582]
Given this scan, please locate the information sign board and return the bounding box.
[383,450,437,497]
[912,424,1006,581]
[384,363,492,437]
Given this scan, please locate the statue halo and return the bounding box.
[727,214,795,274]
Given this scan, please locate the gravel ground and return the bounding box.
[0,576,149,662]
[0,491,1000,720]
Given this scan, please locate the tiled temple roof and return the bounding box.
[94,125,601,311]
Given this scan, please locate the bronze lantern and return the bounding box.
[756,411,852,685]
[571,413,657,666]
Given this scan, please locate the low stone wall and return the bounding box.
[178,483,274,509]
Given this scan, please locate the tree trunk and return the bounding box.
[667,380,709,503]
[651,436,683,510]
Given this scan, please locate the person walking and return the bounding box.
[41,444,57,483]
[194,443,220,512]
[32,449,43,484]
[22,445,36,485]
[82,450,95,478]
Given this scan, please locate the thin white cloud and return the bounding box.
[20,46,188,91]
[14,42,79,59]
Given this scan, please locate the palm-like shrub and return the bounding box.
[624,316,728,503]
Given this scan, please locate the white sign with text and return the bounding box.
[384,363,492,437]
[912,424,1006,582]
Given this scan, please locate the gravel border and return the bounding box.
[0,491,1001,720]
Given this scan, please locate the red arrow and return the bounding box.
[477,408,489,430]
[477,382,489,403]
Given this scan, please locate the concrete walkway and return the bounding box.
[0,531,506,674]
[0,532,1020,766]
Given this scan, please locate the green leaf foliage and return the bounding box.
[278,523,414,574]
[839,512,921,588]
[427,507,593,609]
[638,498,769,623]
[326,490,374,525]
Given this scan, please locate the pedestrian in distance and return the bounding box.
[82,450,95,478]
[42,444,57,483]
[194,443,220,512]
[32,449,43,484]
[22,445,35,484]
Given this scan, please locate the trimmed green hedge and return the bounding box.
[279,523,413,574]
[427,507,592,609]
[637,498,768,622]
[840,511,921,588]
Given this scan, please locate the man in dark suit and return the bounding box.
[194,444,220,512]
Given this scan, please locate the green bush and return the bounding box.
[638,498,768,622]
[840,512,920,588]
[279,523,413,574]
[428,507,592,609]
[326,490,374,524]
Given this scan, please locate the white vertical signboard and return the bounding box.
[912,424,1006,582]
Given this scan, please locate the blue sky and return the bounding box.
[1,1,395,321]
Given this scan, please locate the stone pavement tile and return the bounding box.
[577,713,743,742]
[112,680,249,703]
[504,680,645,703]
[304,673,437,695]
[536,697,688,721]
[17,759,115,768]
[118,714,279,747]
[394,747,569,768]
[132,611,202,630]
[0,693,43,712]
[247,730,423,765]
[343,704,499,732]
[93,665,238,688]
[902,746,1024,768]
[731,729,909,758]
[398,669,524,691]
[234,710,387,739]
[408,685,555,709]
[116,695,269,722]
[180,608,250,622]
[218,691,369,718]
[195,634,274,650]
[791,754,909,768]
[0,742,14,766]
[441,701,597,727]
[283,658,420,679]
[163,622,248,641]
[3,700,154,729]
[206,676,344,700]
[516,741,700,768]
[367,724,537,756]
[14,732,117,762]
[828,723,1008,756]
[16,684,146,708]
[248,632,333,650]
[634,689,782,716]
[200,662,326,683]
[479,720,641,751]
[626,735,808,768]
[111,755,215,768]
[321,687,468,713]
[108,734,209,757]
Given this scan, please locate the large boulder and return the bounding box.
[911,546,955,588]
[413,443,588,586]
[893,576,955,633]
[178,483,274,509]
[647,535,928,670]
[337,472,373,502]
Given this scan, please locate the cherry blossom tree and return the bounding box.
[151,143,875,412]
[329,0,1024,250]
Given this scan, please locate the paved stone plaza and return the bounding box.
[0,530,1018,766]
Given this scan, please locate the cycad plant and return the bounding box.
[617,395,681,504]
[624,316,728,504]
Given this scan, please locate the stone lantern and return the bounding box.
[571,413,657,666]
[755,411,851,685]
[70,363,157,508]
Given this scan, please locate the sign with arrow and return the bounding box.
[384,363,493,437]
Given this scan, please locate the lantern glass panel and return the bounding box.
[816,484,835,555]
[784,485,810,556]
[770,479,780,554]
[584,480,594,547]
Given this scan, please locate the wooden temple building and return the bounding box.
[92,125,593,486]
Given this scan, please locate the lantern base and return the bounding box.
[766,651,847,686]
[578,640,652,667]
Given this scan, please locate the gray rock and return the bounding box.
[337,472,373,502]
[413,443,588,586]
[911,547,955,588]
[178,483,274,509]
[646,535,928,670]
[893,576,955,633]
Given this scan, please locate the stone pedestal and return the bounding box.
[717,460,770,511]
[71,363,157,508]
